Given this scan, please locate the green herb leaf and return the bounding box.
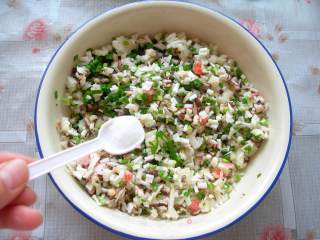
[141,208,150,215]
[232,65,242,78]
[222,123,232,134]
[142,174,146,181]
[170,64,179,72]
[105,53,113,64]
[203,159,210,167]
[100,83,111,94]
[234,174,241,182]
[166,48,173,55]
[152,80,159,88]
[54,90,58,100]
[221,147,229,154]
[183,188,193,197]
[149,140,158,155]
[190,79,202,90]
[190,47,198,55]
[183,63,192,71]
[102,105,116,117]
[105,84,128,103]
[61,96,73,106]
[175,102,184,108]
[223,182,232,190]
[207,182,214,190]
[85,57,104,75]
[243,144,253,154]
[209,65,219,75]
[133,92,147,104]
[154,131,184,166]
[159,170,167,181]
[153,88,162,101]
[242,96,249,105]
[140,106,149,114]
[196,191,205,200]
[151,182,159,192]
[127,50,138,59]
[119,159,129,164]
[222,158,231,163]
[122,64,129,70]
[144,42,154,49]
[159,169,174,181]
[241,78,249,85]
[119,96,129,104]
[242,127,252,140]
[72,135,81,144]
[127,162,134,170]
[259,118,268,127]
[184,79,203,91]
[97,195,107,205]
[123,40,129,46]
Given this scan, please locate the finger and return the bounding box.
[0,159,29,209]
[0,205,43,230]
[0,152,33,164]
[9,187,37,206]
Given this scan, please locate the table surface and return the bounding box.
[0,0,319,239]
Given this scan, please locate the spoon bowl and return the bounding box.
[98,116,145,155]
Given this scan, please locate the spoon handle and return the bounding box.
[29,138,101,180]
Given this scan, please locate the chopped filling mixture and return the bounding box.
[57,33,269,219]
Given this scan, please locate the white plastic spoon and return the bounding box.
[28,115,145,180]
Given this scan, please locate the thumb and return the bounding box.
[0,159,29,209]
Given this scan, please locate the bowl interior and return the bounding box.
[35,2,291,239]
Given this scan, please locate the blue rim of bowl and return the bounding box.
[34,1,293,239]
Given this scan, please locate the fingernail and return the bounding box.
[0,159,28,190]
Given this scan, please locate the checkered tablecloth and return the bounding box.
[0,0,319,239]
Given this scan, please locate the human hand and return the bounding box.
[0,152,43,230]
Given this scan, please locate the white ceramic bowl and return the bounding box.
[34,1,292,239]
